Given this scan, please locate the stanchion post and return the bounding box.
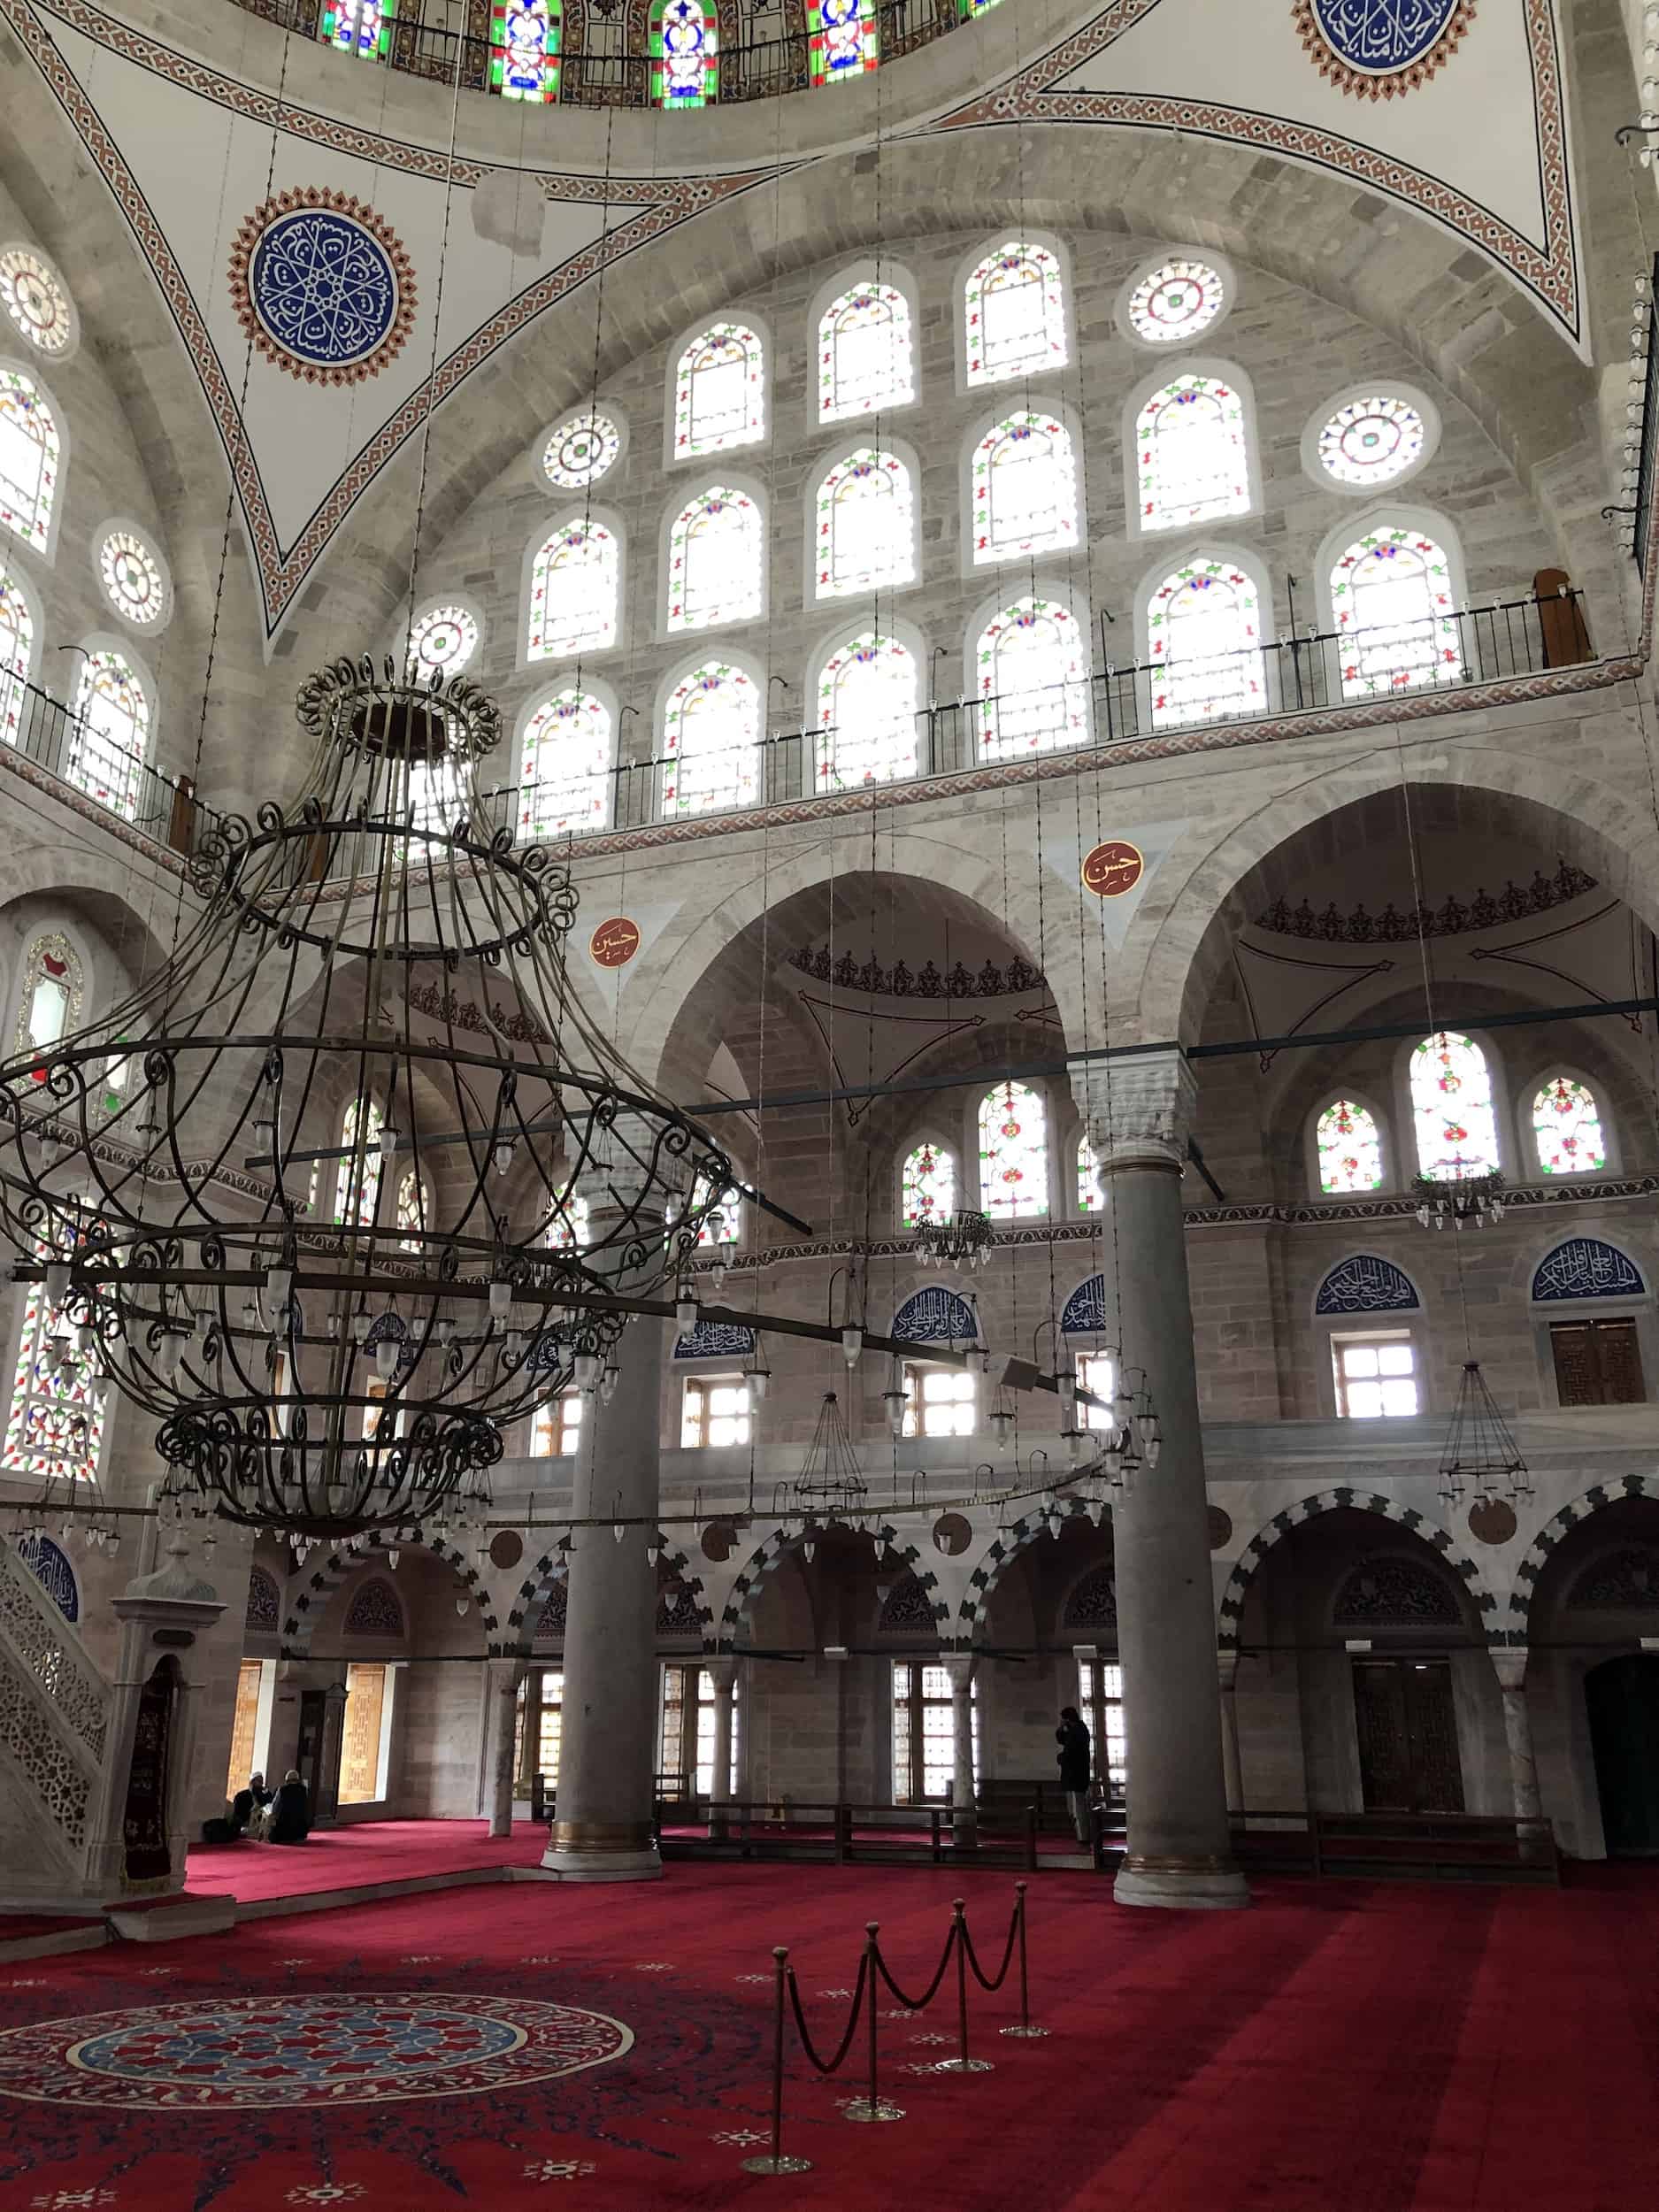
[1001,1880,1048,2039]
[741,1946,813,2176]
[843,1921,904,2124]
[933,1898,993,2075]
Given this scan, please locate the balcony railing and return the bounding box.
[2,677,211,858]
[235,0,959,109]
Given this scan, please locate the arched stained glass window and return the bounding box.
[693,1171,742,1247]
[667,488,763,633]
[334,1096,385,1228]
[810,0,878,83]
[662,659,762,818]
[4,1247,105,1480]
[527,519,618,661]
[546,1188,590,1248]
[1409,1032,1500,1181]
[976,595,1088,762]
[1532,1075,1607,1176]
[902,1141,955,1229]
[978,1079,1048,1219]
[13,932,81,1065]
[964,242,1067,388]
[490,0,560,99]
[1136,373,1250,532]
[396,1169,430,1251]
[518,688,611,841]
[673,323,764,456]
[1316,1098,1384,1194]
[818,281,913,421]
[1331,526,1461,700]
[1147,558,1265,730]
[0,367,59,551]
[972,411,1078,565]
[817,630,918,793]
[321,0,394,58]
[652,0,718,106]
[0,558,34,742]
[69,650,149,820]
[1077,1136,1103,1214]
[814,448,914,601]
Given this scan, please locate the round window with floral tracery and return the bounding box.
[1125,257,1228,345]
[405,603,480,678]
[542,411,622,491]
[96,527,168,627]
[0,248,75,355]
[1316,392,1428,488]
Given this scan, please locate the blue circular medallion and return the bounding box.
[230,190,417,387]
[1295,0,1471,96]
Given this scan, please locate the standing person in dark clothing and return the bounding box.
[1056,1704,1093,1846]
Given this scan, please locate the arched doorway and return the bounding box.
[1586,1655,1659,1856]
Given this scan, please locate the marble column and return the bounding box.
[1077,1053,1247,1909]
[483,1658,520,1839]
[941,1652,978,1850]
[1217,1650,1245,1814]
[1492,1646,1547,1851]
[708,1657,738,1837]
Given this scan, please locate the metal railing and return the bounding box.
[234,0,960,108]
[3,678,212,857]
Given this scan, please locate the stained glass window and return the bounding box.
[526,519,618,661]
[673,323,764,456]
[662,659,762,818]
[817,630,919,792]
[814,447,914,601]
[692,1172,742,1247]
[976,595,1089,761]
[490,0,560,100]
[321,0,393,59]
[965,242,1067,387]
[545,1189,590,1248]
[1409,1032,1500,1181]
[0,250,74,357]
[1147,558,1265,730]
[958,0,1002,13]
[972,410,1078,566]
[1077,1136,1104,1213]
[666,488,763,633]
[406,603,480,679]
[518,688,611,841]
[0,558,34,743]
[12,932,81,1067]
[542,411,621,490]
[902,1141,956,1228]
[334,1095,385,1228]
[3,1247,105,1480]
[97,529,167,627]
[1316,1098,1384,1194]
[1125,257,1227,345]
[651,0,718,107]
[818,281,913,421]
[809,0,878,84]
[69,650,149,820]
[1317,394,1426,488]
[1532,1075,1607,1176]
[978,1079,1048,1219]
[396,1169,429,1251]
[1136,373,1250,532]
[0,366,59,550]
[1331,526,1462,700]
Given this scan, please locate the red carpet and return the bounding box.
[186,1817,549,1901]
[0,1861,1654,2211]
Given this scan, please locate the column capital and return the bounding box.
[939,1652,976,1691]
[1493,1645,1531,1693]
[706,1657,740,1694]
[1073,1049,1197,1176]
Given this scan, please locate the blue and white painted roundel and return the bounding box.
[1295,0,1471,96]
[230,189,417,387]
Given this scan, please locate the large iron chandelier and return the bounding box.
[0,657,735,1539]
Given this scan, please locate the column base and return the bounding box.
[1113,1853,1250,1910]
[540,1821,663,1884]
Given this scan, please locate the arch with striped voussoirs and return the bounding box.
[957,1495,1108,1636]
[280,1534,495,1656]
[1216,1487,1500,1653]
[502,1540,713,1656]
[1502,1475,1659,1646]
[718,1518,941,1646]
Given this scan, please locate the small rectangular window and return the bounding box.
[901,1361,977,1439]
[680,1375,752,1450]
[1551,1318,1646,1407]
[891,1659,977,1804]
[531,1389,583,1459]
[1077,1655,1127,1791]
[1333,1331,1419,1418]
[1076,1350,1117,1430]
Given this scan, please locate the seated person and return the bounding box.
[265,1768,311,1845]
[227,1771,272,1837]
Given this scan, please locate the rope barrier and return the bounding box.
[957,1886,1022,1993]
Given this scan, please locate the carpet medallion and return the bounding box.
[0,1992,633,2109]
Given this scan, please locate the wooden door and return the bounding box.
[1352,1658,1464,1813]
[1586,1655,1659,1856]
[296,1688,328,1801]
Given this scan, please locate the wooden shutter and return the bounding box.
[1552,1324,1599,1405]
[1553,1319,1647,1406]
[1352,1662,1411,1811]
[1595,1319,1646,1404]
[339,1663,386,1804]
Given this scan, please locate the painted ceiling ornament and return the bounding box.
[228,188,417,388]
[1294,0,1474,98]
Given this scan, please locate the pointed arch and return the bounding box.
[976,1077,1049,1218]
[1312,1095,1386,1194]
[813,623,921,792]
[0,554,38,741]
[659,651,764,818]
[526,511,620,662]
[962,236,1069,388]
[280,1533,495,1656]
[967,405,1079,569]
[0,358,62,554]
[719,1519,939,1646]
[1505,1477,1659,1643]
[958,1495,1102,1634]
[664,483,764,634]
[1409,1029,1501,1179]
[971,588,1091,762]
[504,1540,712,1655]
[69,643,152,821]
[671,319,765,457]
[900,1137,956,1230]
[1324,508,1465,700]
[1529,1072,1609,1177]
[810,444,917,602]
[1141,549,1270,730]
[814,266,916,422]
[1129,361,1256,535]
[516,682,614,841]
